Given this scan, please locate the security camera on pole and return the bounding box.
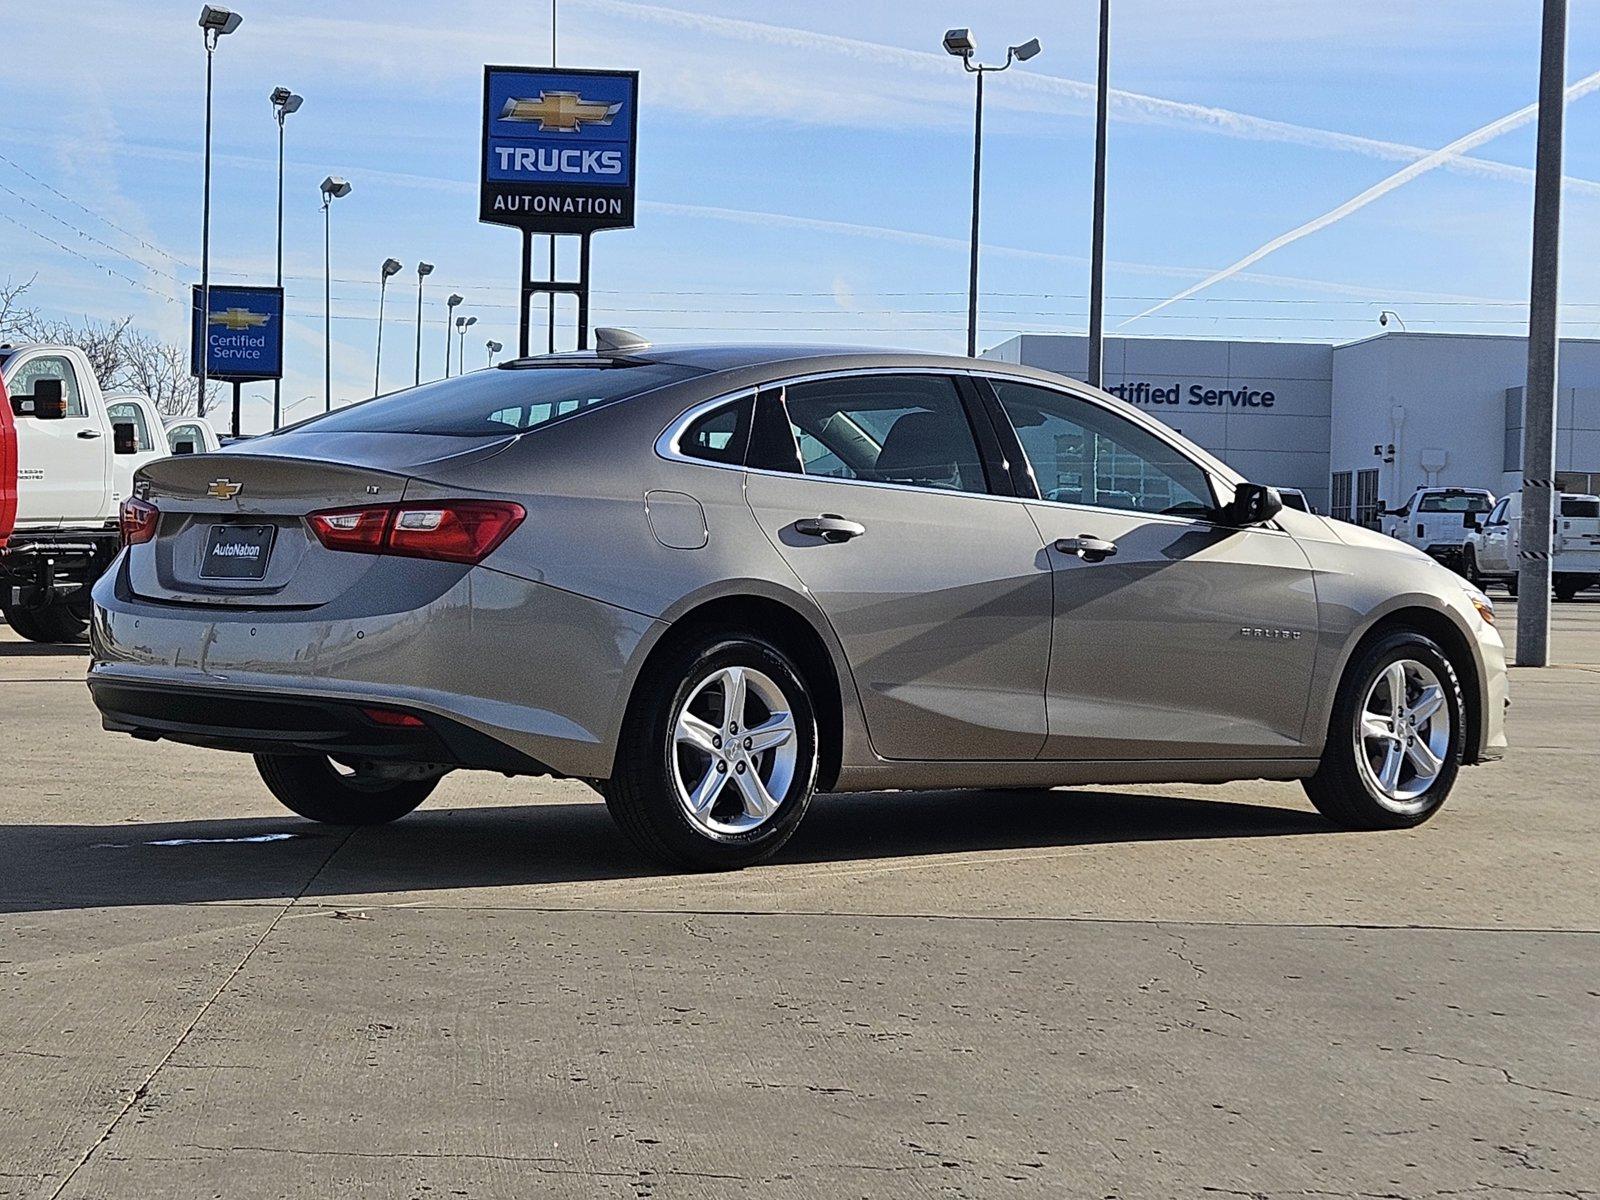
[942,28,1041,358]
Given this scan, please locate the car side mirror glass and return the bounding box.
[1219,482,1283,527]
[11,377,69,420]
[112,421,139,455]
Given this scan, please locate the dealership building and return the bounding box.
[986,331,1600,521]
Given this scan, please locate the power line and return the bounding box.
[0,210,178,306]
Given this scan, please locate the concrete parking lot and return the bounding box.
[3,598,1597,1199]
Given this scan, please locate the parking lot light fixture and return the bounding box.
[319,176,352,412]
[486,339,503,366]
[196,4,242,419]
[414,262,434,385]
[445,293,464,376]
[270,86,302,429]
[375,258,403,397]
[456,314,477,371]
[944,26,1041,357]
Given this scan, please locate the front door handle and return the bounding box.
[1055,534,1117,563]
[795,515,866,544]
[77,428,103,439]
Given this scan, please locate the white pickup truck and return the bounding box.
[1380,486,1497,572]
[0,343,209,642]
[1464,491,1600,601]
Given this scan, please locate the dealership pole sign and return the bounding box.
[189,284,284,382]
[480,66,638,234]
[480,65,638,357]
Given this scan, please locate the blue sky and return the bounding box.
[4,1,1600,429]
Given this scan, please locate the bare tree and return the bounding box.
[0,275,38,342]
[21,314,135,384]
[116,330,219,417]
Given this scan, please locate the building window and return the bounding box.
[1355,468,1381,528]
[1557,470,1600,497]
[1330,471,1352,522]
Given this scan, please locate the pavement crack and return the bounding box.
[44,826,358,1200]
[1380,1046,1600,1104]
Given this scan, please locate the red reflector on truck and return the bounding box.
[306,500,524,565]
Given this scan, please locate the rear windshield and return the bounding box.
[1561,496,1600,518]
[1419,493,1493,513]
[287,362,701,438]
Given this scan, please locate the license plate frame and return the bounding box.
[200,523,276,580]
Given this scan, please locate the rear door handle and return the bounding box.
[795,515,866,543]
[1054,534,1117,563]
[77,428,103,439]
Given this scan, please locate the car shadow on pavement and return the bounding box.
[0,639,89,658]
[0,788,1331,914]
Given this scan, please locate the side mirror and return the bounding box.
[1219,482,1283,527]
[1376,499,1389,515]
[173,439,196,455]
[11,377,69,420]
[1466,514,1482,531]
[112,421,139,455]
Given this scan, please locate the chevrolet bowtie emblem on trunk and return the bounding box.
[499,91,621,132]
[207,479,243,499]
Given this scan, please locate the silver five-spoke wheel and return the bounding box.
[671,665,799,835]
[1353,658,1451,811]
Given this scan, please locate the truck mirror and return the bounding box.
[1376,499,1388,515]
[173,439,196,455]
[1464,512,1480,530]
[12,377,69,420]
[112,421,139,455]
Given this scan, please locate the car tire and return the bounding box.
[1505,573,1519,597]
[1302,630,1464,830]
[1,598,89,644]
[254,753,437,825]
[603,631,819,871]
[1554,577,1583,602]
[1462,545,1482,588]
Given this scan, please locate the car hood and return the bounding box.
[1320,515,1438,564]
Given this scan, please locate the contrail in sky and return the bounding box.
[1123,68,1600,327]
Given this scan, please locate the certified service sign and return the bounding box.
[480,66,639,234]
[189,284,284,382]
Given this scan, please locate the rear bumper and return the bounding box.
[89,556,662,779]
[90,678,552,774]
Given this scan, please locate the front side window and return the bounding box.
[105,401,154,451]
[780,375,990,495]
[9,354,86,417]
[989,380,1215,517]
[1485,498,1509,526]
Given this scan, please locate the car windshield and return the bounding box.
[286,361,702,438]
[1419,493,1492,513]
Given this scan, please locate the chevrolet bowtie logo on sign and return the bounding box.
[209,307,271,331]
[207,479,243,499]
[481,65,638,235]
[499,91,622,133]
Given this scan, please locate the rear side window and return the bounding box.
[779,375,990,495]
[678,395,751,465]
[1561,496,1600,518]
[106,401,155,452]
[293,362,701,437]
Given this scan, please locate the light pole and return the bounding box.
[445,294,463,376]
[374,258,402,396]
[319,175,351,412]
[1086,0,1110,388]
[943,28,1040,359]
[455,315,477,371]
[269,86,302,429]
[486,339,503,367]
[196,5,242,419]
[413,262,433,386]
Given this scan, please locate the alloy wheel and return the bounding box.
[671,665,799,836]
[1352,658,1452,812]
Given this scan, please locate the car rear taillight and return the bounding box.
[306,500,525,565]
[120,497,159,546]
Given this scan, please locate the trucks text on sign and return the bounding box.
[189,285,284,383]
[479,66,638,234]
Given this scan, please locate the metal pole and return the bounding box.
[198,33,215,418]
[231,380,241,438]
[548,0,557,356]
[577,233,591,350]
[373,274,388,397]
[323,199,332,412]
[273,110,284,429]
[1517,0,1568,667]
[966,68,983,359]
[1086,0,1110,389]
[519,229,533,359]
[445,316,453,378]
[414,276,424,386]
[458,327,466,369]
